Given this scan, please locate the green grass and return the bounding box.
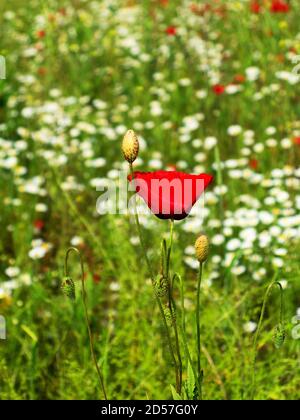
[0,0,299,400]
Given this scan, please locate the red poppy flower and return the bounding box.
[249,159,259,170]
[190,4,200,14]
[36,30,46,39]
[293,137,300,146]
[34,219,45,230]
[276,53,285,63]
[128,171,213,220]
[38,67,47,76]
[214,5,226,17]
[93,274,101,284]
[212,84,226,95]
[190,3,211,15]
[270,0,290,13]
[234,74,246,84]
[250,1,261,14]
[166,26,177,36]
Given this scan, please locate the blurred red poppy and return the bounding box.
[166,26,177,36]
[212,84,226,95]
[34,220,45,230]
[93,274,101,284]
[190,4,200,14]
[270,0,290,13]
[128,171,213,220]
[38,67,47,76]
[293,137,300,146]
[250,1,261,14]
[249,159,259,170]
[234,74,246,84]
[36,30,46,38]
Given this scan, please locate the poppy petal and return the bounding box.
[128,171,213,220]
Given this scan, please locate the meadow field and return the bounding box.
[0,0,299,401]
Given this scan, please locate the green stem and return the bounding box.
[64,247,107,400]
[196,263,203,400]
[250,278,284,400]
[172,273,198,397]
[167,220,182,393]
[128,164,178,389]
[172,273,186,337]
[166,219,174,277]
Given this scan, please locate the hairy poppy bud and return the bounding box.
[273,324,285,349]
[154,274,169,297]
[122,129,139,163]
[61,276,76,300]
[195,234,209,263]
[163,305,176,327]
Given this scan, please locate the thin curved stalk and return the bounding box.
[64,247,107,400]
[250,278,284,400]
[166,219,174,277]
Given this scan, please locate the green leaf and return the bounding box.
[21,325,38,343]
[170,385,182,400]
[186,362,195,400]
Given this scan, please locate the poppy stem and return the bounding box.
[64,247,107,400]
[172,273,201,397]
[172,273,197,388]
[196,263,203,400]
[250,276,284,400]
[128,164,179,390]
[166,219,174,277]
[167,220,183,394]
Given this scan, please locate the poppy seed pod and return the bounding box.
[195,234,209,263]
[61,276,76,300]
[122,130,139,163]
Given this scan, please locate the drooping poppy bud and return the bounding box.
[273,324,286,349]
[61,276,76,300]
[154,274,169,297]
[163,305,176,327]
